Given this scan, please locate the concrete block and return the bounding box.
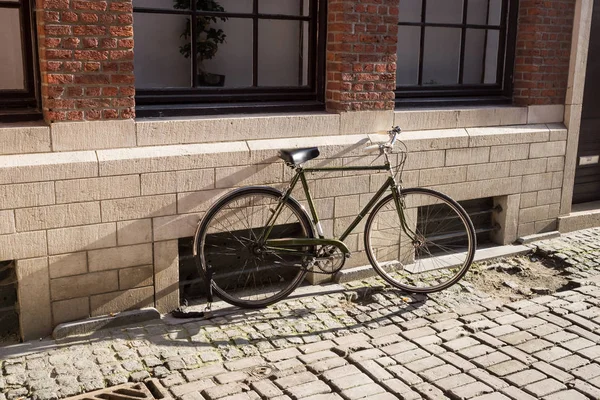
[90,286,155,317]
[534,218,558,233]
[552,172,564,189]
[88,243,153,272]
[52,297,90,325]
[548,124,568,141]
[517,231,560,244]
[371,170,418,190]
[420,166,467,186]
[566,0,593,106]
[537,189,562,206]
[51,270,118,301]
[335,195,361,218]
[394,109,459,131]
[117,219,153,246]
[548,203,560,218]
[119,265,154,290]
[154,240,180,314]
[177,189,228,214]
[0,123,51,155]
[55,175,141,203]
[560,104,583,215]
[492,194,521,245]
[178,169,215,192]
[216,163,283,188]
[250,134,370,161]
[153,213,201,242]
[15,202,101,231]
[547,157,565,172]
[51,120,136,151]
[0,182,54,210]
[0,210,15,235]
[519,206,550,224]
[522,173,553,192]
[509,159,547,177]
[446,147,490,166]
[16,257,52,340]
[47,223,116,255]
[101,194,176,222]
[388,129,469,152]
[403,150,446,171]
[431,176,522,202]
[52,308,160,339]
[518,223,535,238]
[457,106,528,128]
[340,110,394,134]
[98,142,251,176]
[0,151,97,185]
[313,175,370,198]
[467,162,510,181]
[141,171,177,196]
[529,141,567,158]
[137,113,340,146]
[527,105,565,124]
[520,192,538,209]
[48,252,87,279]
[467,125,549,147]
[558,204,600,233]
[0,231,47,261]
[490,144,530,162]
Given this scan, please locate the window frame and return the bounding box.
[394,0,519,107]
[0,0,40,120]
[133,0,327,117]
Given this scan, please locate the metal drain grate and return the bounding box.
[64,380,171,400]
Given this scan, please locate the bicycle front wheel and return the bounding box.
[365,187,476,293]
[195,187,314,308]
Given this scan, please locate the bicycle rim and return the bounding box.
[365,188,476,293]
[196,187,313,308]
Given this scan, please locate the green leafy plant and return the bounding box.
[173,0,227,66]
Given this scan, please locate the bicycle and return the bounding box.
[193,126,477,309]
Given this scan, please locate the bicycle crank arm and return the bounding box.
[265,238,351,255]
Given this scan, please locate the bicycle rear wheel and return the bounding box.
[365,187,476,293]
[195,186,314,308]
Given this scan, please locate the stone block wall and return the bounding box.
[0,113,567,340]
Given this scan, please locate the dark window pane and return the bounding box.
[483,30,500,83]
[422,27,461,85]
[258,20,307,86]
[426,0,463,24]
[396,26,420,86]
[463,29,485,84]
[0,8,26,90]
[260,0,309,16]
[134,0,188,11]
[399,0,422,23]
[201,18,253,88]
[216,0,253,14]
[134,13,192,88]
[467,0,488,25]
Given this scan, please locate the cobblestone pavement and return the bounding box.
[3,229,600,400]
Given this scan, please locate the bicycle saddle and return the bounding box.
[278,147,320,165]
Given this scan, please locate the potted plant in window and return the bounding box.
[173,0,227,86]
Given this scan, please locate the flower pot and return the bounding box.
[198,72,225,87]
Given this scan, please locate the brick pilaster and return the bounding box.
[36,0,135,122]
[513,0,575,106]
[325,0,398,113]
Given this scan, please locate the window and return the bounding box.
[395,0,517,105]
[0,0,38,119]
[133,0,325,117]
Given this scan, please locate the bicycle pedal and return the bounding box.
[345,253,351,259]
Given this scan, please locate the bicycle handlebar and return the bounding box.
[365,126,402,154]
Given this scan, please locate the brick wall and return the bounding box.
[513,0,576,106]
[325,0,398,113]
[36,0,135,122]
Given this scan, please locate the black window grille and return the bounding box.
[0,0,38,119]
[133,0,326,117]
[395,0,518,106]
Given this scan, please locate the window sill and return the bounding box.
[0,108,43,124]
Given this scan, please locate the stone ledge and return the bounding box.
[558,201,600,233]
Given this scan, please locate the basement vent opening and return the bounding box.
[0,259,19,341]
[63,380,171,400]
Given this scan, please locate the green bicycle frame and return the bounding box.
[260,159,419,253]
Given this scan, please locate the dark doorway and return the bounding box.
[574,1,600,204]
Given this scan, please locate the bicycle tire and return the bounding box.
[364,187,476,293]
[194,186,315,308]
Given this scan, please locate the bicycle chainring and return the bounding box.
[313,245,346,274]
